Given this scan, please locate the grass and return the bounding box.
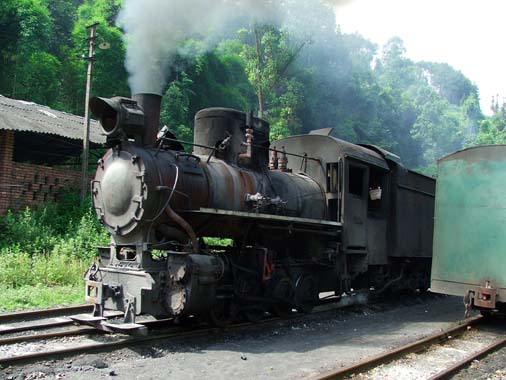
[0,285,84,312]
[0,189,108,311]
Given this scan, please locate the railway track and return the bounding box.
[0,304,96,336]
[0,305,93,323]
[317,314,506,380]
[0,292,369,368]
[2,295,463,374]
[0,309,124,336]
[0,314,278,367]
[0,295,370,368]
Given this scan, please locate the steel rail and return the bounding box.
[427,335,506,380]
[0,318,267,367]
[317,315,483,380]
[0,327,98,345]
[0,305,92,322]
[0,298,419,367]
[0,319,77,335]
[0,310,124,336]
[0,318,175,346]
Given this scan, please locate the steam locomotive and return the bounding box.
[74,93,435,333]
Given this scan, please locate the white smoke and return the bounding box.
[118,0,282,94]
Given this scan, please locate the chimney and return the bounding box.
[132,93,162,147]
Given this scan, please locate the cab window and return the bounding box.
[348,165,365,197]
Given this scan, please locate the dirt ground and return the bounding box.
[1,295,484,380]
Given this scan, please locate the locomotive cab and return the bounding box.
[273,132,435,293]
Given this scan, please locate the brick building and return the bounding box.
[0,95,105,214]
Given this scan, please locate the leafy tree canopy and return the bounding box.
[0,0,495,171]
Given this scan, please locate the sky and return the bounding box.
[333,0,505,115]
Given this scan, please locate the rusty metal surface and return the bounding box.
[132,93,162,147]
[0,94,104,143]
[427,335,506,380]
[473,286,497,308]
[317,316,482,380]
[193,108,270,168]
[0,327,97,345]
[0,305,92,323]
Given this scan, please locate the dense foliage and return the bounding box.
[0,0,503,172]
[0,191,109,309]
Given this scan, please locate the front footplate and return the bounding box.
[71,299,148,336]
[70,312,148,336]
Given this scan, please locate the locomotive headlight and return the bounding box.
[90,96,145,143]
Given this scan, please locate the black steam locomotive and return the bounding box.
[74,93,435,333]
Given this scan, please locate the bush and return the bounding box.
[0,247,87,287]
[0,189,109,290]
[0,285,84,312]
[51,208,109,261]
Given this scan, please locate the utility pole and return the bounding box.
[80,22,99,203]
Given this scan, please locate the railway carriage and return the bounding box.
[431,145,506,315]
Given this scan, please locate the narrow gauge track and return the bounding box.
[0,315,280,367]
[0,293,363,367]
[0,298,364,368]
[0,326,98,345]
[0,305,92,323]
[317,315,506,380]
[0,317,173,347]
[0,296,443,371]
[0,310,123,336]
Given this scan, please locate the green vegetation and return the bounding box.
[0,191,108,311]
[1,0,500,170]
[1,0,506,310]
[0,285,84,311]
[203,237,234,247]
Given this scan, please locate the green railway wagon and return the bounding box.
[431,145,506,315]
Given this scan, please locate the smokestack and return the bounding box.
[132,93,162,147]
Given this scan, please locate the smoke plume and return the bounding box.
[118,0,354,95]
[118,0,283,95]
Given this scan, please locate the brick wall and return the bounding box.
[0,130,15,214]
[0,131,81,214]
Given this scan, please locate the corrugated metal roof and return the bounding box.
[0,95,105,144]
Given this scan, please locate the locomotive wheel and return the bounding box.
[243,308,265,323]
[273,303,293,318]
[209,298,234,327]
[272,278,294,318]
[480,309,493,319]
[295,274,318,313]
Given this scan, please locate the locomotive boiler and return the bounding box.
[75,92,436,333]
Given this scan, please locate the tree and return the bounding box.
[418,62,479,106]
[0,0,62,106]
[62,0,128,115]
[160,48,256,142]
[239,24,306,139]
[160,72,194,143]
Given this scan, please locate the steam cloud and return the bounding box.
[118,0,353,95]
[118,0,283,95]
